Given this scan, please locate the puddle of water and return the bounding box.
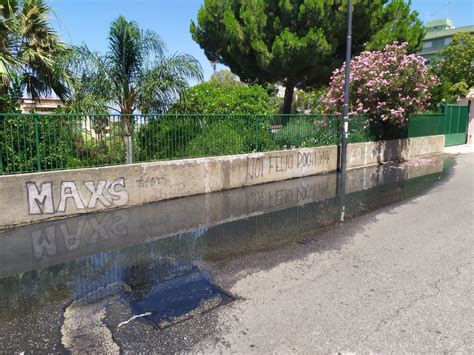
[126,268,234,329]
[0,156,453,352]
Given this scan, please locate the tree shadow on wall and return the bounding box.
[371,122,409,165]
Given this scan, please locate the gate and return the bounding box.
[441,104,469,146]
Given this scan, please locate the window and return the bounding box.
[423,41,433,49]
[444,37,452,46]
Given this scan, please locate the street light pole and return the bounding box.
[339,0,353,173]
[338,0,353,223]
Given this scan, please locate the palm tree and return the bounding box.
[71,16,203,115]
[70,15,203,163]
[0,0,72,111]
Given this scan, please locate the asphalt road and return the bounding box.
[1,154,471,354]
[194,153,474,353]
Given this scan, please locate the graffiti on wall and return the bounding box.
[246,149,332,181]
[349,145,379,163]
[26,177,129,215]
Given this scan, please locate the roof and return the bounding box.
[21,97,63,104]
[424,25,474,40]
[426,19,453,29]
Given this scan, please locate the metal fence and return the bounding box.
[441,104,469,146]
[407,113,446,138]
[0,113,442,175]
[0,113,343,175]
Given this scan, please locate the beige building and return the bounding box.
[20,97,63,114]
[19,97,97,136]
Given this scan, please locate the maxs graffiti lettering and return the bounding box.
[26,178,129,215]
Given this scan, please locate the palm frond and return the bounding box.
[140,28,166,58]
[137,53,203,113]
[0,0,73,101]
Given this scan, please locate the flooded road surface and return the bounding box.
[0,156,453,353]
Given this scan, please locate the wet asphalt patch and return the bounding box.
[125,268,235,330]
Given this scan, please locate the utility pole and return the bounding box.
[339,0,353,173]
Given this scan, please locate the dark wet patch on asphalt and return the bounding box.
[125,268,235,330]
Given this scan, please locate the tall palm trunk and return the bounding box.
[121,105,134,164]
[124,127,133,164]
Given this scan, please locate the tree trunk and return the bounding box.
[282,83,295,114]
[121,106,134,164]
[0,84,9,113]
[124,135,133,164]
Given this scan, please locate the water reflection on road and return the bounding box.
[0,156,452,352]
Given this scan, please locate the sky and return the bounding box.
[50,0,474,81]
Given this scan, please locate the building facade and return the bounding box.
[20,97,63,114]
[418,19,474,62]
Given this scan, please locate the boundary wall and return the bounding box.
[0,135,445,228]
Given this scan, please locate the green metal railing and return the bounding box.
[0,114,344,175]
[0,112,448,175]
[440,104,469,146]
[408,113,445,138]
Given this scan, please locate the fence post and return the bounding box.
[256,115,259,152]
[298,117,302,147]
[201,118,205,157]
[34,116,42,172]
[131,115,135,163]
[0,116,3,174]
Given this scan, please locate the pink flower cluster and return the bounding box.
[322,43,439,126]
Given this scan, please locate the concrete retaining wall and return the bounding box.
[0,135,444,228]
[346,135,445,169]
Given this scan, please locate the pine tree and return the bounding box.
[191,0,425,114]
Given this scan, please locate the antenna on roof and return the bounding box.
[444,0,452,19]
